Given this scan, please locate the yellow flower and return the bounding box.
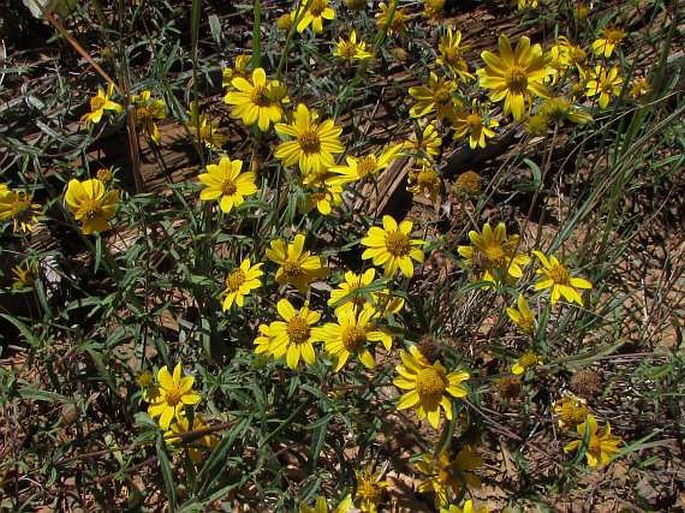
[81,83,122,124]
[96,167,114,184]
[295,0,335,34]
[361,215,425,278]
[224,68,289,131]
[328,144,402,185]
[222,54,251,90]
[436,29,474,82]
[586,65,623,108]
[452,171,481,198]
[275,104,344,176]
[300,168,343,216]
[564,414,622,468]
[186,101,228,150]
[511,350,543,375]
[266,234,328,292]
[538,97,592,125]
[164,413,218,464]
[423,0,445,20]
[533,250,592,306]
[64,178,119,235]
[629,77,651,99]
[546,37,586,81]
[11,260,38,290]
[477,35,549,120]
[318,305,392,372]
[515,0,538,9]
[375,1,408,36]
[221,258,263,311]
[136,370,159,403]
[327,268,405,316]
[457,222,530,285]
[355,466,390,513]
[131,90,167,144]
[0,188,42,233]
[408,72,460,122]
[403,122,442,158]
[254,323,276,357]
[269,298,322,369]
[506,294,536,334]
[441,500,489,513]
[408,161,442,202]
[394,345,469,428]
[147,364,202,430]
[591,27,626,58]
[452,103,499,149]
[416,446,482,507]
[198,156,258,214]
[276,12,294,31]
[299,495,354,513]
[332,30,373,62]
[553,393,589,430]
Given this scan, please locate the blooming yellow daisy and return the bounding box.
[0,187,42,233]
[546,36,586,82]
[457,222,530,285]
[81,83,122,125]
[327,268,405,316]
[408,72,460,122]
[164,413,218,464]
[355,466,390,513]
[361,215,425,278]
[224,68,289,131]
[295,0,335,33]
[274,103,344,176]
[591,27,625,58]
[332,30,373,62]
[328,144,402,185]
[222,258,263,311]
[629,77,651,100]
[270,298,322,369]
[147,363,202,430]
[477,34,549,120]
[402,122,442,158]
[394,345,469,428]
[553,392,589,430]
[585,65,623,109]
[511,350,543,375]
[532,250,592,306]
[11,260,38,291]
[436,29,474,82]
[131,90,167,144]
[198,156,258,214]
[564,414,622,468]
[266,233,329,292]
[300,168,343,215]
[416,446,483,507]
[375,1,408,36]
[506,294,536,334]
[64,178,119,235]
[452,103,499,149]
[318,305,392,372]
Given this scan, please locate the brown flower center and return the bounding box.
[309,0,326,16]
[385,230,411,257]
[221,177,237,196]
[548,263,570,285]
[507,68,529,94]
[416,366,447,399]
[226,269,246,292]
[76,198,102,220]
[356,155,378,177]
[286,316,311,345]
[466,113,483,130]
[299,130,321,154]
[282,261,304,280]
[165,387,184,406]
[341,326,367,351]
[250,84,270,107]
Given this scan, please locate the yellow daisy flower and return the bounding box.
[186,101,228,150]
[553,393,589,430]
[477,34,549,120]
[147,363,202,430]
[408,160,441,202]
[274,103,344,176]
[265,233,329,292]
[538,97,592,125]
[441,500,489,513]
[532,250,592,306]
[585,65,623,109]
[546,36,586,81]
[328,144,402,185]
[423,0,445,20]
[164,413,218,464]
[394,345,469,428]
[136,370,159,403]
[511,350,543,375]
[361,215,425,278]
[269,298,322,369]
[457,222,530,285]
[408,71,460,122]
[224,68,289,131]
[198,156,258,214]
[452,103,499,149]
[629,77,651,100]
[355,466,390,513]
[416,446,483,507]
[64,178,119,235]
[506,294,536,334]
[0,187,42,233]
[318,305,392,372]
[221,258,263,311]
[375,1,408,36]
[295,0,335,34]
[131,90,167,144]
[222,54,251,90]
[515,0,538,9]
[81,83,122,125]
[11,260,38,290]
[564,414,622,468]
[299,495,354,513]
[436,28,474,82]
[327,268,404,316]
[591,27,626,58]
[402,122,442,158]
[301,168,343,215]
[332,30,373,62]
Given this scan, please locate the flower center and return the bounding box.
[341,325,367,351]
[299,130,321,154]
[221,177,237,196]
[91,96,106,110]
[417,169,439,189]
[282,260,304,280]
[604,28,624,43]
[416,367,447,399]
[442,47,460,65]
[435,87,452,105]
[165,386,184,406]
[76,198,102,220]
[548,263,570,285]
[385,230,411,257]
[518,352,539,369]
[250,85,270,107]
[466,113,483,130]
[357,480,383,502]
[286,316,311,345]
[482,241,506,263]
[507,68,529,94]
[309,0,326,16]
[226,269,246,292]
[356,155,378,177]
